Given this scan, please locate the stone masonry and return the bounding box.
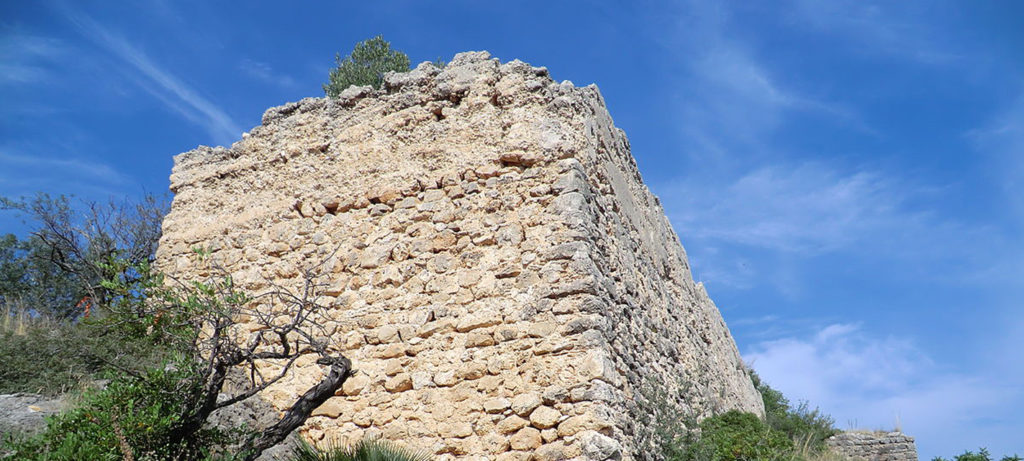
[827,431,918,461]
[156,51,764,460]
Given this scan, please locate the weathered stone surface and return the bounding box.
[827,431,918,461]
[529,405,562,429]
[0,393,65,439]
[511,392,543,416]
[510,427,543,451]
[157,50,764,460]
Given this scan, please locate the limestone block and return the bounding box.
[510,393,542,416]
[465,331,496,348]
[483,397,511,414]
[456,311,502,332]
[579,430,622,460]
[342,375,370,395]
[384,373,413,393]
[497,415,530,434]
[310,398,345,418]
[529,405,562,429]
[509,427,542,451]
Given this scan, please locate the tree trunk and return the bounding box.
[240,356,352,461]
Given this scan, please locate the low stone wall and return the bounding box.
[827,431,918,461]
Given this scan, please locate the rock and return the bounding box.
[0,393,66,438]
[342,374,370,395]
[579,430,622,460]
[384,374,413,392]
[529,405,561,429]
[510,392,542,416]
[497,415,530,434]
[483,397,511,414]
[509,427,542,451]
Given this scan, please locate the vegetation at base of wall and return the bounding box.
[750,370,837,452]
[0,309,144,396]
[2,366,243,461]
[1,193,171,396]
[289,437,431,461]
[323,36,411,97]
[931,448,1023,461]
[635,371,839,461]
[668,410,794,461]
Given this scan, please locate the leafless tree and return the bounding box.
[104,252,352,460]
[0,193,167,317]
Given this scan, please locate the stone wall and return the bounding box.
[156,51,763,460]
[827,431,918,461]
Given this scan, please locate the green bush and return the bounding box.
[931,448,1023,461]
[1,193,168,319]
[751,370,837,451]
[4,255,355,461]
[0,302,171,396]
[646,370,839,461]
[323,36,411,97]
[2,365,240,460]
[0,233,80,319]
[0,320,102,396]
[688,410,795,461]
[290,437,430,461]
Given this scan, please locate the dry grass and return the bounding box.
[792,433,856,461]
[1,298,70,335]
[2,299,38,335]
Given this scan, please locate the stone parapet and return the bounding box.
[827,431,918,461]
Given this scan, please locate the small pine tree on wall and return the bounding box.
[323,36,410,96]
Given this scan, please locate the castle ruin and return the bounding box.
[156,51,764,460]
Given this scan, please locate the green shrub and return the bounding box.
[751,370,837,451]
[2,366,240,460]
[0,320,99,396]
[0,305,170,396]
[931,448,1023,461]
[289,437,430,461]
[323,36,411,96]
[669,410,794,461]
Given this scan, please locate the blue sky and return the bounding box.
[2,1,1021,458]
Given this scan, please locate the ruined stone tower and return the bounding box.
[156,51,763,460]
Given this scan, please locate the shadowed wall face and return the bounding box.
[156,51,763,460]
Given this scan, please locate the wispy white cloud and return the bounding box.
[239,58,297,88]
[56,5,242,145]
[663,163,939,254]
[745,323,1024,459]
[0,150,127,185]
[969,90,1024,226]
[653,1,867,165]
[787,0,966,65]
[0,33,66,85]
[656,161,1008,294]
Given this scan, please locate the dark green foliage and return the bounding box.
[3,367,240,461]
[750,370,837,451]
[633,379,698,460]
[323,36,411,96]
[0,320,109,396]
[931,448,1022,461]
[673,410,794,461]
[290,437,431,461]
[645,370,840,461]
[0,233,80,318]
[0,193,168,319]
[4,255,353,460]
